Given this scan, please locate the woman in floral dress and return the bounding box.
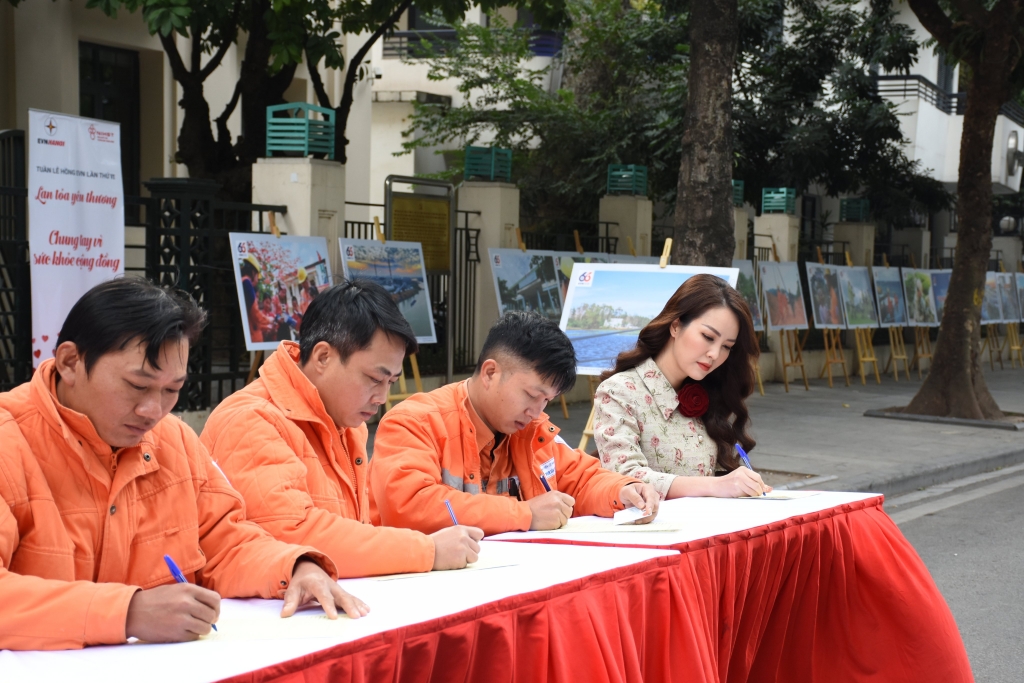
[594,274,770,499]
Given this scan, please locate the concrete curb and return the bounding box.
[863,409,1024,431]
[821,446,1024,498]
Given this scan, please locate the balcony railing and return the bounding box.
[874,75,1024,128]
[383,28,562,60]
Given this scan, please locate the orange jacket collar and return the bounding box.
[261,342,335,428]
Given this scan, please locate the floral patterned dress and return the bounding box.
[593,357,717,500]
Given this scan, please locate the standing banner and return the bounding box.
[28,109,124,365]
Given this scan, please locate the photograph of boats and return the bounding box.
[340,239,437,344]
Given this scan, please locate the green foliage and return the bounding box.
[405,0,949,225]
[402,0,687,220]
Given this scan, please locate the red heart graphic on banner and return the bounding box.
[42,335,49,342]
[32,338,36,344]
[33,350,41,358]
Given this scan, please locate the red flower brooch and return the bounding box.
[677,382,709,418]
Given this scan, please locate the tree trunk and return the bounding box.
[175,76,218,180]
[671,0,737,268]
[903,68,1006,419]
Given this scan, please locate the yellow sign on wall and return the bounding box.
[391,194,450,272]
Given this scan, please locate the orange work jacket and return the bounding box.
[0,360,336,651]
[370,381,634,536]
[201,342,434,577]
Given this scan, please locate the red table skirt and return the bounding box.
[517,496,974,683]
[223,497,973,683]
[219,553,717,683]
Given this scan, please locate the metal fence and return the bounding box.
[143,178,285,411]
[520,215,619,254]
[0,130,30,392]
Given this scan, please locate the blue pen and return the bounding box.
[539,474,552,492]
[164,554,218,631]
[444,499,459,526]
[735,443,766,497]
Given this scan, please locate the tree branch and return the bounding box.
[305,46,333,108]
[948,0,992,29]
[199,0,242,81]
[159,31,192,84]
[906,0,956,49]
[190,20,202,73]
[334,0,416,162]
[215,78,242,129]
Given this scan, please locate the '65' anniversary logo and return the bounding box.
[576,270,594,287]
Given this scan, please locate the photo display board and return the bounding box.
[758,261,809,331]
[230,234,331,351]
[340,238,437,344]
[559,263,738,375]
[836,265,879,329]
[981,272,1004,324]
[872,266,909,328]
[488,248,563,322]
[996,272,1021,323]
[804,262,846,329]
[731,259,765,332]
[902,268,939,327]
[1017,274,1024,321]
[929,270,952,321]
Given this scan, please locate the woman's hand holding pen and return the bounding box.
[713,467,771,498]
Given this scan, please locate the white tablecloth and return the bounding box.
[0,541,677,683]
[487,491,880,546]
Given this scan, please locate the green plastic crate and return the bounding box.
[465,146,512,182]
[732,180,745,207]
[607,165,648,195]
[761,187,796,215]
[266,103,336,159]
[840,198,871,222]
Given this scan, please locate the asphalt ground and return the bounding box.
[888,466,1024,683]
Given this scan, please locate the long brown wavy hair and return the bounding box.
[600,273,759,470]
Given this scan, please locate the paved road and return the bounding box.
[891,468,1024,683]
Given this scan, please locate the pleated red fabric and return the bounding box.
[220,498,973,683]
[217,553,717,683]
[513,497,974,683]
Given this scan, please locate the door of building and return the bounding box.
[79,41,140,206]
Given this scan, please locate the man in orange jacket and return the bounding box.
[0,278,367,651]
[371,311,660,536]
[202,280,482,578]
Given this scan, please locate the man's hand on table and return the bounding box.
[430,525,485,570]
[619,482,660,524]
[125,583,221,642]
[281,559,369,620]
[528,491,576,530]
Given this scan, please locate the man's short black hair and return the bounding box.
[56,277,207,374]
[298,279,418,364]
[476,311,576,394]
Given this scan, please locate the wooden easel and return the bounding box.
[772,241,809,392]
[845,251,881,384]
[981,324,1004,371]
[245,211,284,385]
[518,227,572,419]
[579,238,673,451]
[905,254,933,378]
[362,218,427,412]
[385,354,424,411]
[878,255,910,381]
[754,333,765,396]
[815,247,850,388]
[1007,321,1023,368]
